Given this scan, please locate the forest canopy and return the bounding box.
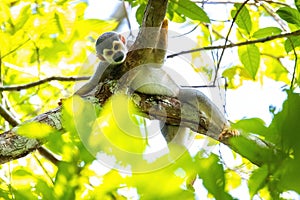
[0,0,299,199]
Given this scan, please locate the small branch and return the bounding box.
[194,0,256,5]
[122,0,133,35]
[214,0,250,85]
[33,154,55,185]
[1,39,30,59]
[167,29,300,58]
[0,104,20,126]
[290,43,298,90]
[32,41,41,78]
[193,0,289,6]
[172,22,200,38]
[257,0,288,32]
[37,147,59,166]
[0,76,90,92]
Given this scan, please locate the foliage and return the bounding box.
[0,0,299,199]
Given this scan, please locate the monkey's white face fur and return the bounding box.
[101,39,128,64]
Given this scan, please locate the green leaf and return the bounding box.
[14,5,31,31]
[229,136,275,166]
[75,19,118,37]
[13,169,32,177]
[197,154,233,200]
[54,12,64,34]
[296,0,300,12]
[248,165,268,198]
[276,6,300,27]
[225,170,242,191]
[136,4,146,25]
[222,65,253,88]
[252,27,282,39]
[231,3,252,35]
[232,118,267,136]
[16,122,56,138]
[169,0,210,23]
[263,56,289,84]
[36,179,56,200]
[167,9,186,23]
[54,162,78,199]
[238,44,260,79]
[284,36,300,53]
[62,96,99,136]
[267,91,300,149]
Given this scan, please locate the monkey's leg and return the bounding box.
[161,123,194,147]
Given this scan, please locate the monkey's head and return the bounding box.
[95,32,127,64]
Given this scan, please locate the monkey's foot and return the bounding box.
[162,19,168,29]
[218,127,240,141]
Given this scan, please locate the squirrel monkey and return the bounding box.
[75,32,128,96]
[75,29,231,144]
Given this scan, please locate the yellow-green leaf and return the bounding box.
[248,165,268,198]
[252,27,282,39]
[169,0,210,23]
[16,122,55,138]
[231,3,252,35]
[238,44,260,79]
[276,6,300,27]
[284,36,300,53]
[296,0,300,12]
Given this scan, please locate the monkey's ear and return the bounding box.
[119,34,126,44]
[97,53,106,61]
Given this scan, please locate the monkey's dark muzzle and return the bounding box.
[113,51,125,63]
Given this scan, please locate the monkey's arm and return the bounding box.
[75,62,109,97]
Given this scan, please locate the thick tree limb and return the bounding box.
[0,78,270,166]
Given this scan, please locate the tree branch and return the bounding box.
[193,0,289,6]
[0,104,20,126]
[167,29,300,58]
[0,76,90,92]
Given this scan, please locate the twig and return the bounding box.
[1,39,30,59]
[0,104,20,126]
[167,29,300,58]
[256,0,298,89]
[33,154,55,185]
[122,0,133,36]
[32,41,41,78]
[172,22,201,38]
[194,0,256,5]
[0,76,90,91]
[214,0,250,85]
[181,85,216,88]
[258,0,288,31]
[290,43,298,90]
[212,28,234,44]
[193,0,289,6]
[37,148,59,167]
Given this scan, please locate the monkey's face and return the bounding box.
[97,34,128,64]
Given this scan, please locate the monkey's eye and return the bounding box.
[114,44,120,50]
[106,50,113,56]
